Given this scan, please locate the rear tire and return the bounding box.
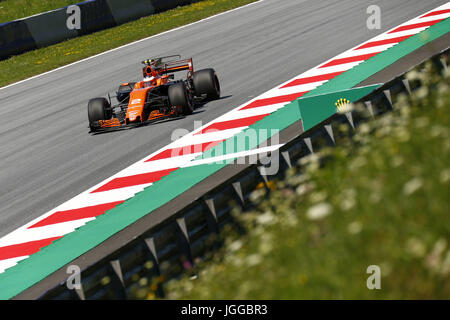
[88,98,111,131]
[168,82,193,115]
[193,68,220,101]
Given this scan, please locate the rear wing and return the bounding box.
[162,58,193,74]
[142,55,194,75]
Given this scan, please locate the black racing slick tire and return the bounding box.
[168,82,193,115]
[88,98,111,131]
[193,68,220,101]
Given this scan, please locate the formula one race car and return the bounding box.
[87,55,220,133]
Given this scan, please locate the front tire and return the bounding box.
[193,68,220,101]
[168,82,193,115]
[88,98,111,131]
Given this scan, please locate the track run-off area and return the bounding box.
[0,0,449,298]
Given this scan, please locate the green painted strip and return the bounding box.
[297,84,380,131]
[0,162,228,300]
[201,85,380,161]
[302,18,450,97]
[0,18,448,300]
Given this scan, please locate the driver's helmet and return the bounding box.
[143,65,153,78]
[141,66,153,87]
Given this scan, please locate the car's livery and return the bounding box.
[87,55,220,132]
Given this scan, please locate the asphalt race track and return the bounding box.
[0,0,446,238]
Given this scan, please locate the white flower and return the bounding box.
[406,238,426,258]
[395,127,410,142]
[309,191,327,203]
[296,184,309,196]
[306,203,332,220]
[341,198,355,211]
[443,68,450,79]
[299,153,320,166]
[405,70,420,81]
[425,238,447,273]
[249,188,265,202]
[347,221,363,234]
[230,256,243,267]
[358,123,370,135]
[402,177,423,195]
[229,240,243,253]
[259,234,274,255]
[430,125,448,138]
[282,210,299,227]
[246,254,263,267]
[138,277,148,286]
[440,168,450,184]
[340,189,356,211]
[379,262,392,277]
[350,156,367,169]
[433,238,447,256]
[369,192,381,204]
[289,173,309,186]
[256,211,276,226]
[415,86,429,99]
[390,156,404,168]
[441,251,450,275]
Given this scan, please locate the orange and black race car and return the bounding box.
[87,55,220,133]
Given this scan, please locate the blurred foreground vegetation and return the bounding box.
[132,61,450,299]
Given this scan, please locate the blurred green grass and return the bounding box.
[0,0,257,87]
[133,62,450,299]
[0,0,80,23]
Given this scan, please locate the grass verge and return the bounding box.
[133,61,450,299]
[0,0,257,88]
[0,0,80,23]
